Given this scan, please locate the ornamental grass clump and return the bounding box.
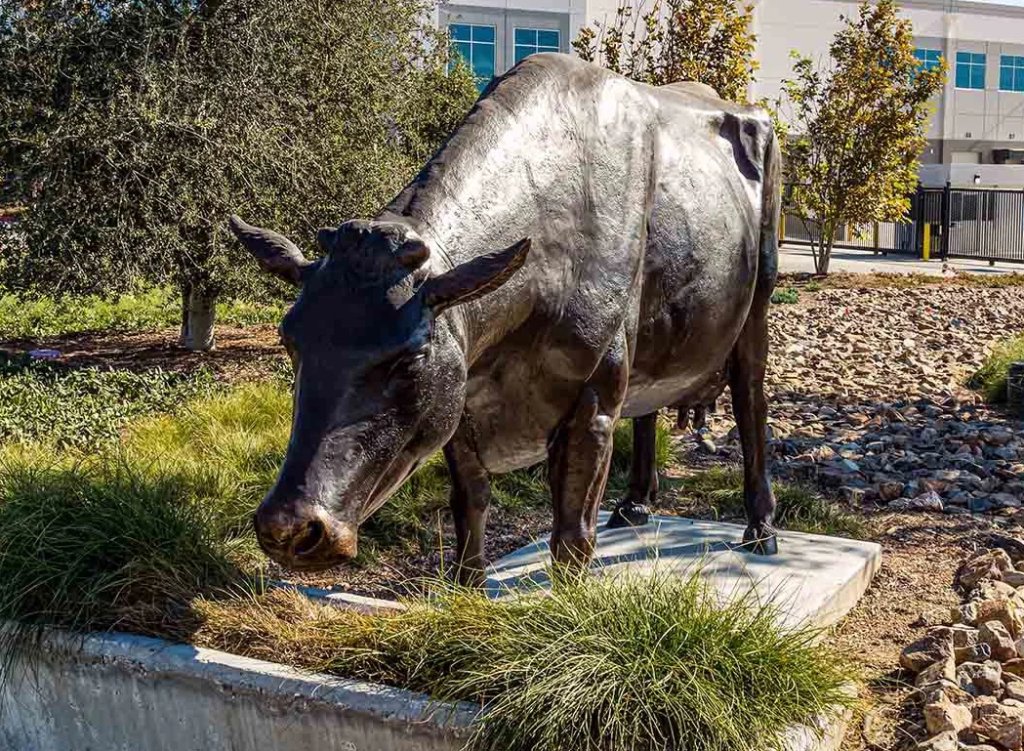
[0,457,247,643]
[196,572,855,751]
[970,333,1024,403]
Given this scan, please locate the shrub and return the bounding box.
[0,0,476,348]
[970,333,1024,404]
[196,574,854,751]
[771,287,800,305]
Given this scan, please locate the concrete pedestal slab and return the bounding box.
[486,513,882,630]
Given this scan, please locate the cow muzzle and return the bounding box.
[254,500,358,571]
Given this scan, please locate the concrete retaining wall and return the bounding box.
[0,630,471,751]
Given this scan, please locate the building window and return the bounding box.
[513,28,561,64]
[450,23,496,92]
[955,51,986,90]
[914,48,942,72]
[1000,55,1024,92]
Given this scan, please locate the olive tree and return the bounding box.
[572,0,757,102]
[0,0,476,349]
[773,0,945,274]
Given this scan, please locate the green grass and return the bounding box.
[0,382,294,638]
[196,575,854,751]
[672,466,864,538]
[771,287,800,305]
[0,354,216,448]
[0,287,285,339]
[970,332,1024,403]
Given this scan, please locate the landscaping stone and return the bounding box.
[916,731,958,751]
[972,701,1024,750]
[959,661,1004,696]
[981,621,1020,662]
[962,551,1016,588]
[902,628,955,673]
[924,697,974,735]
[692,286,1024,518]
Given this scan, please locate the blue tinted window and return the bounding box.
[472,42,495,79]
[537,30,559,47]
[514,28,535,45]
[513,27,561,64]
[473,25,495,43]
[914,48,942,72]
[956,51,986,89]
[1000,55,1024,92]
[448,23,496,92]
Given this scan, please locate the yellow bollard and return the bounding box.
[923,223,931,261]
[778,213,786,243]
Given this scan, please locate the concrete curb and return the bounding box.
[0,628,473,751]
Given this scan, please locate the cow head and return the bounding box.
[229,216,529,570]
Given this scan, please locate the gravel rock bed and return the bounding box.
[699,285,1024,515]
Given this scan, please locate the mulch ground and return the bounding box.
[0,324,287,382]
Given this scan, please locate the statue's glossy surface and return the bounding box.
[230,53,782,582]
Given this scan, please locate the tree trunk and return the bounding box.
[817,225,834,275]
[179,285,217,351]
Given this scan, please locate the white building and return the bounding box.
[440,0,1024,187]
[752,0,1024,188]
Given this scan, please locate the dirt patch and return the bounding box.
[273,504,554,598]
[835,513,1007,751]
[0,325,288,383]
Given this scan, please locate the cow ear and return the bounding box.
[423,239,531,314]
[229,215,311,286]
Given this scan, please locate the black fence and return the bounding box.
[781,184,1024,265]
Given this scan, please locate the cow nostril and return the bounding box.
[292,519,326,557]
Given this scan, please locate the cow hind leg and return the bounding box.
[549,334,629,568]
[606,413,655,529]
[729,303,778,556]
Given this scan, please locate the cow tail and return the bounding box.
[757,126,782,299]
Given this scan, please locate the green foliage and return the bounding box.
[0,0,476,310]
[774,0,946,274]
[199,573,853,751]
[970,333,1024,403]
[0,356,215,448]
[0,287,285,339]
[675,466,865,538]
[573,0,757,102]
[771,287,800,304]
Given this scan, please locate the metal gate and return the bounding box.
[781,184,1024,264]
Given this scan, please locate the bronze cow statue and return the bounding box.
[229,53,781,584]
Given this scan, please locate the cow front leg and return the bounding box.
[549,340,628,568]
[443,422,491,587]
[606,412,655,529]
[729,307,778,556]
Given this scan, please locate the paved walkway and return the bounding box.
[779,243,1023,276]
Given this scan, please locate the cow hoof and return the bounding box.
[606,502,650,529]
[740,525,779,556]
